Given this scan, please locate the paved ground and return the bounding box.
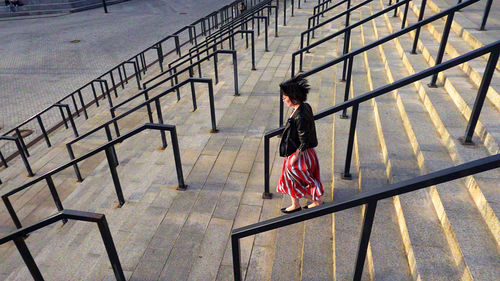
[0,0,234,135]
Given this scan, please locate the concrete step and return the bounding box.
[404,0,500,113]
[372,2,500,279]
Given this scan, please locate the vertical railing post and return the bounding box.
[102,0,108,13]
[232,236,242,281]
[97,216,126,281]
[105,146,125,207]
[0,150,7,168]
[14,137,34,177]
[36,116,51,147]
[429,12,454,87]
[155,99,168,149]
[188,70,198,111]
[77,90,89,119]
[168,126,186,190]
[13,237,45,281]
[480,0,492,31]
[58,104,69,129]
[64,104,79,137]
[283,0,287,26]
[208,81,218,133]
[66,143,83,182]
[462,49,499,144]
[341,28,351,81]
[70,94,80,118]
[342,103,358,179]
[2,196,23,229]
[233,51,240,96]
[15,128,29,157]
[46,176,68,224]
[353,201,378,281]
[263,134,273,199]
[341,56,354,118]
[411,0,427,54]
[104,125,119,166]
[401,0,410,29]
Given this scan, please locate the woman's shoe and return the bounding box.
[281,207,302,214]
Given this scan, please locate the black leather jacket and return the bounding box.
[279,103,318,157]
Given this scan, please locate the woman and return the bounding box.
[277,75,324,214]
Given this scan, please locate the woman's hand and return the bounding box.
[290,149,302,166]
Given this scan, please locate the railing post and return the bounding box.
[66,143,83,182]
[341,56,354,119]
[341,28,351,81]
[429,12,454,87]
[144,91,154,123]
[401,0,410,29]
[232,236,242,281]
[353,201,378,281]
[214,51,219,83]
[155,99,168,149]
[168,126,187,190]
[251,32,256,70]
[91,81,101,105]
[105,146,125,207]
[77,90,89,119]
[283,0,287,26]
[70,94,80,118]
[279,90,284,127]
[97,216,126,281]
[208,81,218,133]
[46,176,68,224]
[233,51,240,96]
[36,116,51,147]
[109,71,118,98]
[15,128,29,157]
[480,0,492,31]
[2,195,23,229]
[58,104,69,129]
[104,125,119,166]
[0,150,7,168]
[263,133,273,199]
[411,0,427,54]
[342,103,358,179]
[188,71,198,112]
[462,49,499,145]
[64,104,79,138]
[13,237,44,281]
[14,137,34,177]
[102,0,108,13]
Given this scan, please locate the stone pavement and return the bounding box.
[0,0,233,145]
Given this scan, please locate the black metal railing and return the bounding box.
[232,153,500,281]
[0,0,248,180]
[144,34,248,90]
[281,0,482,127]
[264,39,500,198]
[1,123,185,230]
[309,0,347,38]
[67,78,218,181]
[0,209,125,281]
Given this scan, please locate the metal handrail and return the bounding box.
[144,31,252,89]
[0,209,125,281]
[143,50,239,96]
[0,0,245,173]
[67,77,218,181]
[282,0,481,127]
[1,123,186,230]
[309,0,347,38]
[232,153,500,281]
[265,39,500,198]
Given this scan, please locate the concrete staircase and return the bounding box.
[1,0,499,280]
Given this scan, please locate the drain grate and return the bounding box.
[70,40,81,43]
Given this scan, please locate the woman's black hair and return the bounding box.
[279,75,310,104]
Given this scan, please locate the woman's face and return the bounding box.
[282,94,295,108]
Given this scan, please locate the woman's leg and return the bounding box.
[285,196,301,211]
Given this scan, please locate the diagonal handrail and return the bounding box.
[264,39,500,198]
[280,0,480,127]
[0,0,246,177]
[0,209,125,281]
[1,123,186,230]
[232,153,500,281]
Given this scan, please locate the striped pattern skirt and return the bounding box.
[277,148,324,201]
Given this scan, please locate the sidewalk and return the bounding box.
[0,0,233,138]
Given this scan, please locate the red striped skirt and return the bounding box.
[276,148,324,201]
